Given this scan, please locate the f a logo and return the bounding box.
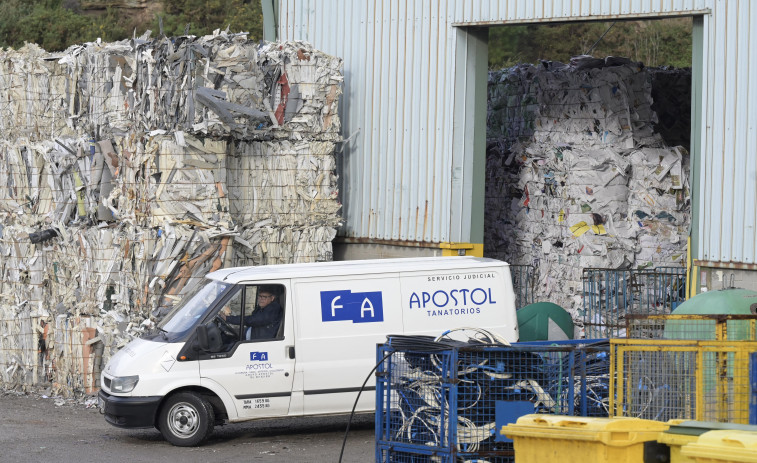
[250,352,269,361]
[320,290,384,323]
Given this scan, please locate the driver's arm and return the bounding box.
[220,305,231,318]
[222,306,243,324]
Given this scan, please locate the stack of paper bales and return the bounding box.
[0,31,343,396]
[485,56,690,321]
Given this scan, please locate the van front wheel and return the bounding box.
[158,392,215,446]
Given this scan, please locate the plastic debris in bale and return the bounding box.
[127,34,342,141]
[485,56,691,324]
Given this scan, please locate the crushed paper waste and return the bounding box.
[0,31,343,397]
[485,56,690,330]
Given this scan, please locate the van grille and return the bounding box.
[104,377,111,389]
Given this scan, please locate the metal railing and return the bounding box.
[624,314,757,341]
[610,339,757,424]
[582,267,686,337]
[510,264,535,309]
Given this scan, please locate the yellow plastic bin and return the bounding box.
[660,421,757,463]
[657,420,709,463]
[681,430,757,463]
[500,414,670,463]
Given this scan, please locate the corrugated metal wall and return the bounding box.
[279,0,757,266]
[279,1,458,243]
[699,0,757,265]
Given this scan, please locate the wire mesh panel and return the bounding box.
[583,269,632,338]
[611,339,757,424]
[509,265,535,309]
[639,267,687,310]
[751,353,757,424]
[376,448,454,463]
[375,340,610,463]
[583,267,686,338]
[625,314,757,340]
[614,346,698,421]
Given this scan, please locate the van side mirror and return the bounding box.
[196,324,209,351]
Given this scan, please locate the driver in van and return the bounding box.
[221,285,282,340]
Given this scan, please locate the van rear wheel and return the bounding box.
[158,392,215,446]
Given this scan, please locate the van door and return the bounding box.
[198,283,295,419]
[293,275,404,415]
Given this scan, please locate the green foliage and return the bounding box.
[0,0,264,52]
[0,2,690,67]
[489,18,693,69]
[0,0,132,51]
[0,0,35,49]
[154,0,263,39]
[15,4,91,52]
[488,25,529,68]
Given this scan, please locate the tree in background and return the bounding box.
[0,0,88,51]
[0,2,691,67]
[490,18,693,69]
[0,0,264,52]
[155,0,263,38]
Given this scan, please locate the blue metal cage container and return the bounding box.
[582,267,686,338]
[375,339,610,463]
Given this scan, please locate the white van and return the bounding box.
[98,256,518,446]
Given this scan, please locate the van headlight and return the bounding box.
[110,375,139,393]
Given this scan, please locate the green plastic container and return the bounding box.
[664,289,757,341]
[517,302,574,341]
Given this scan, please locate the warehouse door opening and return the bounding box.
[482,18,695,334]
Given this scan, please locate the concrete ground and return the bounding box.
[0,392,375,462]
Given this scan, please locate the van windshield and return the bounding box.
[156,279,232,338]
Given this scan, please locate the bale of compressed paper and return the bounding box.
[487,64,538,149]
[0,33,344,397]
[0,44,73,141]
[128,34,342,140]
[226,140,341,227]
[485,57,690,324]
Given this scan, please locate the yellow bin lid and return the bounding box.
[501,414,669,447]
[657,432,699,447]
[681,430,757,463]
